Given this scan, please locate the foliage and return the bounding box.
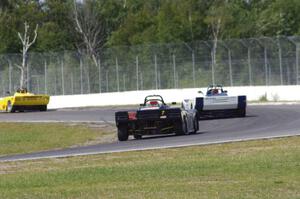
[258,93,268,102]
[1,0,300,54]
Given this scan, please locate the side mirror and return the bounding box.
[171,102,176,105]
[198,91,203,94]
[224,90,228,93]
[6,91,10,95]
[139,104,144,106]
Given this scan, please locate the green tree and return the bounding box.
[255,0,300,36]
[0,0,43,53]
[204,0,233,84]
[37,0,75,51]
[108,0,159,45]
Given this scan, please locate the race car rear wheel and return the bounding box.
[239,108,246,117]
[118,125,129,141]
[175,117,188,135]
[6,101,15,113]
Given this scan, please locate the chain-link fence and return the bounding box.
[1,36,300,96]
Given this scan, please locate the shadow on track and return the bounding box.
[127,131,207,141]
[199,114,257,121]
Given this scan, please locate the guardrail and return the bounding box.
[48,85,300,109]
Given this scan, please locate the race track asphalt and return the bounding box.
[0,105,300,161]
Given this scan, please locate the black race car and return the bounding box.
[115,95,198,141]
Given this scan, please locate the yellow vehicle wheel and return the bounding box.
[6,101,15,113]
[40,105,47,111]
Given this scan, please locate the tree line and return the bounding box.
[0,0,300,54]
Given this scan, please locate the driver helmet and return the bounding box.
[149,100,158,106]
[213,89,218,95]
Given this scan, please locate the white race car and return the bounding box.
[193,85,247,119]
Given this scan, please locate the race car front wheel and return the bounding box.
[193,118,199,134]
[181,117,189,135]
[118,125,129,141]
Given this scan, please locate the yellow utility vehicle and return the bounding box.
[0,89,50,113]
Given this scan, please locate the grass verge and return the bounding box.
[0,123,115,156]
[0,136,299,199]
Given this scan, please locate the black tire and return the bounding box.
[192,118,199,134]
[6,101,15,113]
[133,134,142,140]
[175,117,187,135]
[175,123,182,135]
[40,105,47,112]
[239,108,246,117]
[118,125,129,141]
[181,117,189,135]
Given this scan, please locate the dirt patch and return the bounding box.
[67,122,117,147]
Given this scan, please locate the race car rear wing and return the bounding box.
[136,108,181,120]
[115,108,182,124]
[195,95,246,111]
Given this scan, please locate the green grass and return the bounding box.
[0,136,299,199]
[0,123,115,156]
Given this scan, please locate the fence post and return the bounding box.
[36,77,40,93]
[80,57,83,94]
[71,72,74,95]
[176,72,179,88]
[192,52,196,87]
[27,62,30,90]
[61,58,65,95]
[211,50,215,85]
[87,64,90,94]
[44,60,47,94]
[154,54,158,89]
[106,70,109,92]
[33,76,40,94]
[140,72,143,90]
[54,70,57,95]
[248,48,252,86]
[8,59,12,93]
[1,73,3,95]
[239,40,252,86]
[269,64,272,85]
[183,42,195,87]
[228,49,233,86]
[264,47,268,86]
[173,54,176,88]
[286,37,298,85]
[219,41,233,86]
[123,74,126,91]
[136,56,139,90]
[116,57,120,92]
[277,38,283,85]
[296,44,299,85]
[98,58,101,93]
[158,70,161,89]
[287,66,290,84]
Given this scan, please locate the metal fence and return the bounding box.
[0,36,300,96]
